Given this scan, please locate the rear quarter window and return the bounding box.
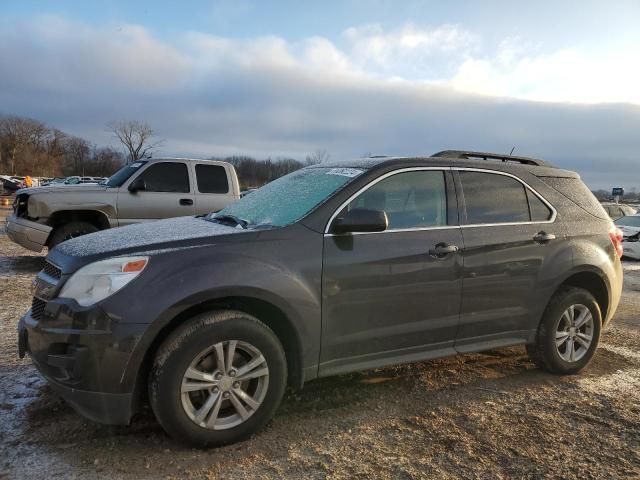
[196,164,229,194]
[538,176,609,220]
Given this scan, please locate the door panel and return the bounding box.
[453,169,557,350]
[321,228,464,374]
[319,169,463,375]
[192,163,237,215]
[117,161,195,224]
[455,224,551,350]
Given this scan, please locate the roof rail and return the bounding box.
[432,150,550,167]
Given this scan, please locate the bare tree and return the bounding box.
[108,120,160,163]
[62,136,91,176]
[305,149,330,166]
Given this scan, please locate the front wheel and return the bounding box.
[48,221,98,249]
[527,286,602,374]
[149,310,287,447]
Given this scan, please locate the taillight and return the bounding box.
[609,225,624,258]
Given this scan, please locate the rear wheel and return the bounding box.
[48,221,98,248]
[527,286,601,374]
[149,310,287,447]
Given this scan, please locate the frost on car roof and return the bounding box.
[56,216,241,257]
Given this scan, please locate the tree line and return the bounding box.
[592,189,640,203]
[0,116,125,178]
[0,114,327,187]
[219,151,326,189]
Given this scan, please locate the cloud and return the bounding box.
[451,38,640,105]
[0,17,639,189]
[343,23,478,79]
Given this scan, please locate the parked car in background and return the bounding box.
[1,175,22,192]
[19,150,622,447]
[63,176,100,185]
[621,231,640,259]
[6,158,240,251]
[614,214,640,236]
[601,203,637,220]
[41,177,66,186]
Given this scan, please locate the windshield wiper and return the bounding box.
[211,214,249,229]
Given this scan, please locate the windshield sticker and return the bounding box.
[130,162,144,168]
[326,168,363,178]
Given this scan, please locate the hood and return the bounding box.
[18,184,110,195]
[52,216,244,260]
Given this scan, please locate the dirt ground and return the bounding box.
[1,205,638,479]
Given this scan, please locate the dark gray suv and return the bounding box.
[19,150,623,447]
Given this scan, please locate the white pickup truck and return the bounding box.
[6,158,240,251]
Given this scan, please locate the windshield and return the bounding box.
[211,167,364,228]
[615,215,640,227]
[104,161,148,188]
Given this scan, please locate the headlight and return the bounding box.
[59,256,148,307]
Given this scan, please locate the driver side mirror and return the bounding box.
[128,177,146,193]
[332,208,388,234]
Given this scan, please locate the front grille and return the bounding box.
[42,261,62,280]
[32,297,46,320]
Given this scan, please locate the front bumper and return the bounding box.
[18,303,147,425]
[6,214,52,252]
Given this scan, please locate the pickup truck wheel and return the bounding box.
[149,310,287,448]
[48,221,99,248]
[527,286,602,375]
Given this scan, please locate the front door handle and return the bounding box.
[179,198,194,206]
[534,231,556,243]
[429,243,459,257]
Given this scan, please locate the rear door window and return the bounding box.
[196,164,229,194]
[460,171,531,224]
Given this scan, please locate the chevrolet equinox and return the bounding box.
[18,150,623,447]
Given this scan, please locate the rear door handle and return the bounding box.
[179,198,194,206]
[429,243,459,257]
[534,231,556,243]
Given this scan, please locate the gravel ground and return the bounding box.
[1,205,639,479]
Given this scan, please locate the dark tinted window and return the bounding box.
[527,188,553,221]
[196,164,229,193]
[461,171,529,224]
[136,162,190,193]
[348,170,447,229]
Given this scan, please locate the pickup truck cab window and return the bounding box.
[195,164,229,194]
[135,162,190,193]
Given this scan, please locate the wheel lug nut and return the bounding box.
[233,382,240,389]
[213,387,219,393]
[223,392,230,399]
[229,370,236,377]
[215,372,223,380]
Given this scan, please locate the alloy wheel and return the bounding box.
[555,304,594,363]
[180,340,269,430]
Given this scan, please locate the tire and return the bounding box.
[48,221,99,248]
[149,310,287,447]
[527,286,602,374]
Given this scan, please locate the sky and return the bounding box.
[1,0,639,189]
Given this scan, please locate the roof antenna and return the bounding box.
[509,146,516,155]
